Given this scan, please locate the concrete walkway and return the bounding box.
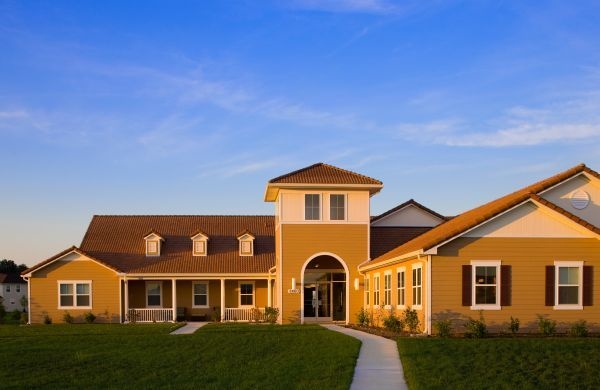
[322,324,408,390]
[170,322,208,334]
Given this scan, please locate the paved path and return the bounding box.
[170,322,208,334]
[322,324,408,390]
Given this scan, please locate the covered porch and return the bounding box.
[122,276,274,323]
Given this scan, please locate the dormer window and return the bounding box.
[144,232,164,257]
[191,231,209,257]
[237,230,255,256]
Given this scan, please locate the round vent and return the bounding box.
[570,190,590,210]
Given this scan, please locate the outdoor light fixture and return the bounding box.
[354,278,359,291]
[291,278,296,290]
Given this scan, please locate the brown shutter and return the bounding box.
[583,266,593,306]
[545,266,555,306]
[500,265,511,306]
[462,265,472,306]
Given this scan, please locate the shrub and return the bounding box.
[403,307,420,333]
[537,315,556,336]
[465,313,487,338]
[10,309,21,321]
[383,309,403,332]
[63,311,74,324]
[570,320,588,337]
[43,313,52,325]
[84,311,96,324]
[264,307,279,324]
[434,319,452,338]
[211,307,221,322]
[356,307,370,327]
[509,316,520,335]
[250,307,262,323]
[20,312,28,325]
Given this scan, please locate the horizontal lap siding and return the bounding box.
[30,260,120,324]
[432,237,600,332]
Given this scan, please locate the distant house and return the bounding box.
[0,273,27,312]
[22,163,600,334]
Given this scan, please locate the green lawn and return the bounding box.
[398,337,600,389]
[0,323,359,389]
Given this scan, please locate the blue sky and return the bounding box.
[1,0,599,266]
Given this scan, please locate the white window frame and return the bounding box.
[192,281,209,308]
[383,271,392,308]
[304,193,321,221]
[57,280,92,309]
[146,240,160,256]
[412,264,422,310]
[364,277,370,307]
[193,240,207,256]
[240,239,253,256]
[397,267,406,309]
[470,260,501,311]
[146,281,163,308]
[373,274,380,307]
[239,281,255,307]
[329,193,346,221]
[554,261,583,310]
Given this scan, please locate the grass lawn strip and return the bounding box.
[0,324,359,389]
[398,337,600,389]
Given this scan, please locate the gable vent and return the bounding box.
[570,190,590,210]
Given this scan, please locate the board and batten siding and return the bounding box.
[431,237,600,332]
[29,254,120,324]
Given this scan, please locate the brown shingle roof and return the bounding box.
[23,246,122,276]
[79,215,275,274]
[269,163,382,185]
[370,227,432,259]
[0,273,26,284]
[371,199,448,223]
[363,164,599,269]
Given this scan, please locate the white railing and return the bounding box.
[224,307,265,322]
[127,308,173,323]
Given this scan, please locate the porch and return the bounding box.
[123,278,273,323]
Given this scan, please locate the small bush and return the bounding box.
[20,312,28,325]
[570,320,588,337]
[403,307,420,333]
[509,316,520,335]
[383,309,403,332]
[264,307,279,324]
[84,311,96,324]
[10,309,21,321]
[211,307,221,322]
[43,313,52,325]
[63,311,74,324]
[537,315,556,336]
[356,307,370,327]
[434,319,452,338]
[250,307,262,323]
[465,313,487,338]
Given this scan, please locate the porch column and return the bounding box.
[267,277,272,307]
[124,279,129,323]
[172,279,177,322]
[220,278,225,322]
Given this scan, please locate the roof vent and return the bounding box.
[570,190,590,210]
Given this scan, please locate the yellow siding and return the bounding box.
[29,257,120,324]
[280,224,368,324]
[432,237,600,333]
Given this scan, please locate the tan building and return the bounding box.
[23,163,600,333]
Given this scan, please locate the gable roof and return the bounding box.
[370,227,432,260]
[265,163,383,201]
[371,199,448,224]
[23,246,122,276]
[78,215,275,274]
[0,273,26,284]
[362,164,600,270]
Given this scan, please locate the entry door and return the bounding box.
[303,283,331,319]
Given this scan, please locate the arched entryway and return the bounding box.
[301,253,348,323]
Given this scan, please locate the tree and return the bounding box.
[0,259,28,274]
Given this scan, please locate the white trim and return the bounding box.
[329,193,347,221]
[145,281,163,308]
[426,255,432,335]
[239,281,255,307]
[192,240,208,257]
[304,193,322,221]
[553,260,584,310]
[359,250,424,272]
[364,275,370,307]
[57,280,92,310]
[373,273,381,307]
[383,270,392,307]
[264,183,383,202]
[192,281,210,308]
[396,267,406,309]
[469,260,501,311]
[411,264,422,310]
[23,248,119,278]
[145,240,160,257]
[538,171,588,196]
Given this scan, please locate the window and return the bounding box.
[473,262,500,308]
[241,241,252,255]
[238,232,255,256]
[305,194,320,220]
[239,282,254,306]
[58,281,91,309]
[193,282,209,307]
[373,274,380,306]
[146,282,162,307]
[397,268,405,307]
[554,261,583,309]
[5,285,9,292]
[193,240,206,256]
[16,284,20,293]
[384,272,391,306]
[146,240,159,256]
[412,265,422,308]
[364,277,370,306]
[330,194,345,220]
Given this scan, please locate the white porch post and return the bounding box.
[220,278,225,322]
[124,279,129,323]
[267,277,272,307]
[172,279,177,322]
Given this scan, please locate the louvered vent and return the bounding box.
[570,190,590,210]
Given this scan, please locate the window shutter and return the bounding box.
[500,265,511,306]
[545,266,555,306]
[583,266,593,306]
[462,265,472,306]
